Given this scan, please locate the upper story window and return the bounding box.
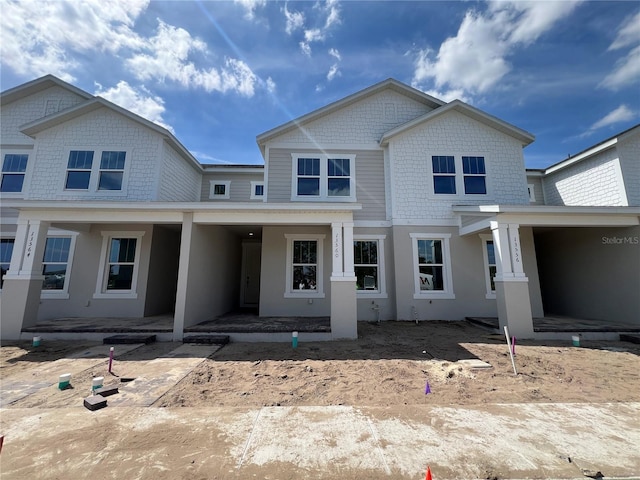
[250,181,264,200]
[64,149,127,192]
[1,154,29,193]
[0,238,15,289]
[209,180,231,199]
[462,156,486,194]
[432,156,456,194]
[432,155,488,196]
[291,154,356,201]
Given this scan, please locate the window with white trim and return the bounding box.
[462,156,486,194]
[64,149,128,193]
[354,235,387,297]
[480,234,497,298]
[432,156,456,194]
[209,180,231,199]
[284,234,325,297]
[291,154,356,201]
[94,232,144,298]
[411,233,454,299]
[250,181,264,200]
[42,236,75,295]
[1,154,29,193]
[0,238,14,289]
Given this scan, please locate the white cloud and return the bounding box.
[126,20,258,97]
[608,11,640,51]
[299,41,312,57]
[583,105,636,137]
[265,77,277,94]
[94,80,174,133]
[600,12,640,91]
[328,48,341,61]
[298,0,342,56]
[413,0,581,97]
[327,64,340,81]
[0,0,148,81]
[234,0,266,21]
[283,4,305,35]
[423,88,471,104]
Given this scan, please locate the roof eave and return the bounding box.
[1,74,93,106]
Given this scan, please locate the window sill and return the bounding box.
[413,292,455,300]
[485,293,496,300]
[93,292,138,300]
[41,292,70,300]
[284,292,326,299]
[291,196,356,203]
[357,292,388,299]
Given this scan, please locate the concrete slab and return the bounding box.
[103,334,156,344]
[108,344,221,407]
[0,344,143,407]
[457,359,492,369]
[0,403,638,479]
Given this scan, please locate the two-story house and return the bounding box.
[1,75,638,341]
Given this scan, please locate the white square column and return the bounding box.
[330,222,357,339]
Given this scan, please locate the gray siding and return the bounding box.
[526,175,545,204]
[266,149,292,202]
[200,172,264,202]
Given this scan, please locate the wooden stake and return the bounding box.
[504,326,518,375]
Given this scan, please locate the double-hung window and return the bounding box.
[1,154,28,193]
[480,234,497,298]
[65,150,94,190]
[432,156,456,194]
[462,156,486,194]
[98,151,126,190]
[292,154,355,201]
[95,231,144,298]
[250,181,264,200]
[42,237,73,294]
[411,233,454,299]
[64,149,127,193]
[284,234,325,297]
[354,236,387,297]
[0,238,15,289]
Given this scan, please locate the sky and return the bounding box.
[1,1,639,168]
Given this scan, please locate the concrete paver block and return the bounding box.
[83,395,107,411]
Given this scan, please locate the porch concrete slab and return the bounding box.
[0,344,143,407]
[108,344,221,407]
[103,334,157,344]
[0,403,638,479]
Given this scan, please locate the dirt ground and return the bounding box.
[4,321,638,408]
[1,321,640,480]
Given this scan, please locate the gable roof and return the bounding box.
[379,99,535,147]
[0,74,93,106]
[543,123,640,175]
[256,78,445,154]
[20,95,203,172]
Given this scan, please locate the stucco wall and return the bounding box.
[259,225,332,317]
[534,226,640,325]
[26,108,164,201]
[144,225,180,316]
[389,111,530,222]
[157,142,201,202]
[200,171,264,202]
[1,86,87,146]
[618,131,640,206]
[542,147,627,206]
[37,223,154,320]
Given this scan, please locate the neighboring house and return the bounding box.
[1,75,638,341]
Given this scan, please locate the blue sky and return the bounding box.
[1,0,638,168]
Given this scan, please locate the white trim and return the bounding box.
[61,147,131,196]
[410,232,455,299]
[94,231,144,299]
[209,180,231,199]
[544,138,617,174]
[353,234,387,298]
[430,155,489,198]
[267,142,381,151]
[250,180,265,200]
[480,233,496,299]
[0,148,33,198]
[527,183,535,202]
[284,233,325,298]
[290,153,356,202]
[40,231,78,299]
[392,218,459,226]
[354,220,392,228]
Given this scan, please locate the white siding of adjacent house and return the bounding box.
[389,110,530,222]
[1,86,87,146]
[542,147,627,206]
[25,108,164,201]
[157,141,201,202]
[618,131,640,206]
[526,175,545,204]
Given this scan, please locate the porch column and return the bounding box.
[1,220,50,339]
[331,222,343,277]
[172,212,193,341]
[491,221,534,338]
[330,222,357,339]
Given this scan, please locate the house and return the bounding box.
[1,75,638,341]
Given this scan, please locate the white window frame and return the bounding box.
[62,148,130,196]
[353,235,387,298]
[480,234,496,299]
[1,150,31,197]
[527,183,535,202]
[250,181,265,200]
[0,236,16,290]
[410,233,455,299]
[430,155,489,197]
[209,180,231,199]
[461,156,487,195]
[41,232,78,300]
[431,155,457,195]
[291,154,356,202]
[94,231,144,299]
[284,234,325,298]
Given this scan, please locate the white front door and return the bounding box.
[241,242,261,307]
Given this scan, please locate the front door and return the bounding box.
[241,242,261,307]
